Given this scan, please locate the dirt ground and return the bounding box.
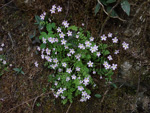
[0,0,150,113]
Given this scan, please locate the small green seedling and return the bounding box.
[13,67,25,75]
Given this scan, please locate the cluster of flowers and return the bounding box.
[122,41,129,50]
[35,46,59,70]
[77,77,91,102]
[53,87,66,99]
[100,33,129,71]
[51,75,92,102]
[40,5,62,21]
[40,12,46,21]
[0,43,4,52]
[0,58,6,65]
[80,91,91,102]
[0,43,12,67]
[50,4,62,14]
[35,4,129,104]
[103,61,117,70]
[36,32,121,71]
[0,43,7,65]
[36,23,129,102]
[101,33,129,50]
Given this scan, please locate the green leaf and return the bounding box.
[48,33,55,38]
[101,68,107,74]
[13,67,24,75]
[85,89,91,95]
[111,83,117,88]
[46,23,52,32]
[79,27,83,31]
[4,67,8,71]
[121,0,130,16]
[74,61,83,67]
[39,32,47,40]
[38,25,44,31]
[40,43,46,49]
[29,30,36,39]
[62,99,68,105]
[32,37,40,44]
[106,6,118,17]
[13,68,20,72]
[102,50,110,56]
[86,54,91,60]
[21,71,25,75]
[35,15,42,24]
[75,90,80,96]
[70,88,75,92]
[81,54,86,59]
[67,92,73,101]
[40,21,45,26]
[46,23,56,32]
[102,44,108,49]
[95,94,102,98]
[67,25,78,31]
[95,3,101,16]
[66,43,72,46]
[36,103,41,107]
[51,23,56,28]
[57,45,62,51]
[62,58,70,62]
[48,75,55,82]
[106,0,116,4]
[105,69,114,76]
[73,79,80,88]
[100,0,107,6]
[69,99,73,103]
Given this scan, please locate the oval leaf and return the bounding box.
[106,0,116,4]
[95,94,102,98]
[40,43,46,49]
[102,50,110,56]
[46,23,52,32]
[121,0,130,16]
[95,3,101,16]
[100,0,107,6]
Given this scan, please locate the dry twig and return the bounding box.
[100,87,110,103]
[65,0,70,19]
[66,103,72,113]
[97,0,126,22]
[8,32,14,49]
[0,0,14,9]
[31,94,42,113]
[98,0,123,36]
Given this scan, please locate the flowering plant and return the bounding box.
[35,5,129,104]
[0,43,9,76]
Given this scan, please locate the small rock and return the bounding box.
[120,61,133,80]
[124,29,133,37]
[121,61,132,71]
[27,46,31,51]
